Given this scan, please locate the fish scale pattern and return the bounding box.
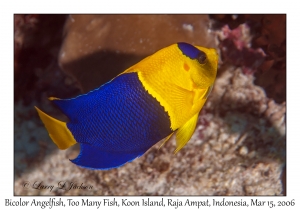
[53,72,173,153]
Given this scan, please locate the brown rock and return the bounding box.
[58,14,215,92]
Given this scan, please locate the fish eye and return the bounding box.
[197,51,207,64]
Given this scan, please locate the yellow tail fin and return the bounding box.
[35,106,77,150]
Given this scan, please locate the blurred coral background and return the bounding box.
[14,14,286,195]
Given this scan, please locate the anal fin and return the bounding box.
[71,143,148,170]
[174,113,199,154]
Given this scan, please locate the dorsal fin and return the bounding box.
[49,80,114,122]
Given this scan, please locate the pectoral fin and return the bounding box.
[202,85,213,100]
[174,113,199,154]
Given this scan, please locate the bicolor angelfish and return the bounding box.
[35,42,218,170]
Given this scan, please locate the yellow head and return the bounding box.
[124,42,218,130]
[161,42,218,91]
[185,45,218,89]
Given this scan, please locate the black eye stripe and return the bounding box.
[197,51,207,64]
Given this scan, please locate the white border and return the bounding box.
[2,0,299,209]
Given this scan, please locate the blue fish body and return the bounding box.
[46,73,172,169]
